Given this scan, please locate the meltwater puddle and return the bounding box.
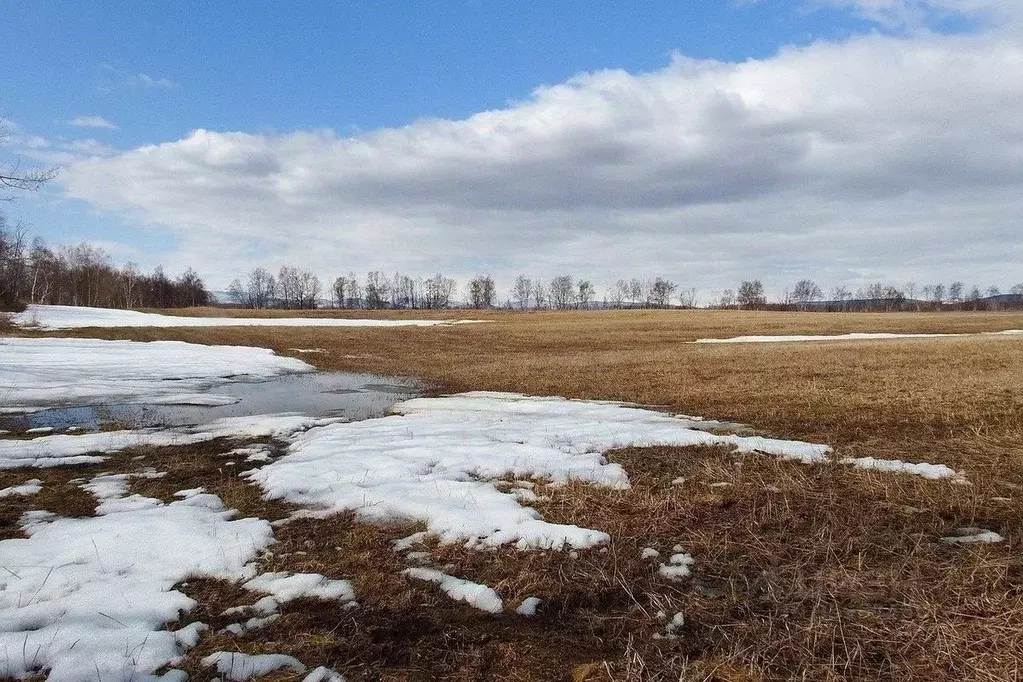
[0,371,421,432]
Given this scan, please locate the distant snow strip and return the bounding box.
[0,337,313,413]
[12,304,481,329]
[692,330,1023,344]
[249,392,832,550]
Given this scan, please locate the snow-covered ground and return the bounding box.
[0,414,338,469]
[11,304,481,330]
[692,330,1023,344]
[0,336,978,682]
[0,480,275,682]
[250,392,837,549]
[1,337,313,413]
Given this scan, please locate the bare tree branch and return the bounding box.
[0,118,59,199]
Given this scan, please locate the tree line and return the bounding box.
[0,219,210,311]
[228,268,698,310]
[4,220,1020,314]
[715,279,1023,312]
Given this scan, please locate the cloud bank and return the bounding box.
[61,9,1023,296]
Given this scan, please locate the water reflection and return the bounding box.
[0,372,421,432]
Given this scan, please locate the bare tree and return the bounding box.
[577,280,595,309]
[647,277,676,308]
[948,281,964,303]
[425,273,455,309]
[511,275,532,310]
[736,280,766,310]
[606,279,628,308]
[719,289,735,308]
[678,287,697,308]
[27,237,53,304]
[549,275,575,309]
[298,270,320,309]
[234,267,275,308]
[467,274,496,309]
[628,278,643,307]
[532,279,548,310]
[332,274,355,309]
[0,119,58,198]
[832,286,852,310]
[227,278,246,307]
[0,217,28,309]
[365,271,389,309]
[790,279,823,310]
[904,281,918,302]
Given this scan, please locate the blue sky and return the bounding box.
[2,1,1020,298]
[3,1,872,142]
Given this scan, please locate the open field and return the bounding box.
[3,308,1023,681]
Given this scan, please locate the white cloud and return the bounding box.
[63,25,1023,295]
[97,65,179,92]
[811,0,1023,31]
[68,116,117,130]
[129,73,178,89]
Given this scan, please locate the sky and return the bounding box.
[1,0,1021,302]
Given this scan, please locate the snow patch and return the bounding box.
[15,304,481,330]
[0,485,274,682]
[0,336,312,413]
[658,552,695,580]
[0,478,42,497]
[941,528,1004,544]
[201,652,306,681]
[692,330,1023,344]
[242,571,356,605]
[0,414,338,469]
[249,392,831,549]
[516,596,542,616]
[303,666,347,682]
[841,456,968,482]
[404,568,504,613]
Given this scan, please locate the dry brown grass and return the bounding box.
[4,309,1023,680]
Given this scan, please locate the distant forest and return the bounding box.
[2,221,1021,313]
[0,218,210,311]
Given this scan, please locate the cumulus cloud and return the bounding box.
[62,24,1023,295]
[68,116,117,130]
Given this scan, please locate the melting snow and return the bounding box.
[0,414,338,469]
[659,553,696,580]
[0,486,274,682]
[941,528,1004,544]
[0,337,312,413]
[14,304,480,330]
[201,652,306,681]
[403,568,504,613]
[249,392,832,549]
[303,666,347,682]
[516,596,542,616]
[841,456,968,482]
[0,478,42,497]
[241,571,356,607]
